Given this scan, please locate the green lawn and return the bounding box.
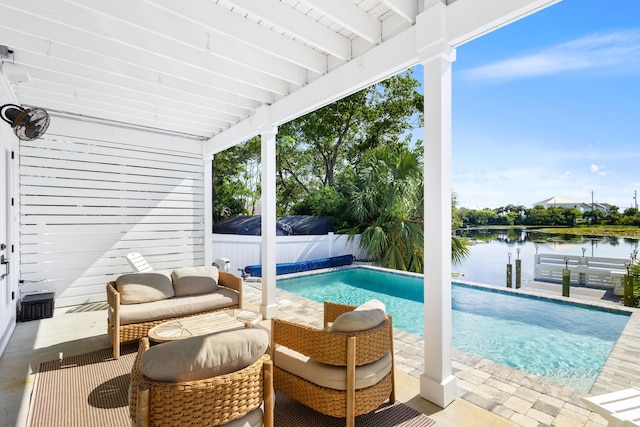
[537,225,640,239]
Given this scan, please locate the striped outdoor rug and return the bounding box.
[27,343,138,427]
[27,344,436,427]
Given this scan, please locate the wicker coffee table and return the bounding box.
[147,309,263,343]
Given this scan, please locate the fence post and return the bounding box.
[579,248,587,285]
[562,257,570,297]
[533,246,541,281]
[506,252,512,288]
[515,248,521,289]
[624,263,635,307]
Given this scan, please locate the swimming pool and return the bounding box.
[276,267,631,392]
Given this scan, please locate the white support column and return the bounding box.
[203,155,213,266]
[418,3,457,409]
[260,126,279,319]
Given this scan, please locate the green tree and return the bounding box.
[620,208,640,226]
[291,185,350,229]
[452,192,464,229]
[451,193,470,265]
[526,205,549,225]
[275,70,423,211]
[628,262,640,307]
[462,208,499,226]
[344,145,469,271]
[605,205,621,224]
[345,145,424,272]
[583,209,605,225]
[212,137,261,222]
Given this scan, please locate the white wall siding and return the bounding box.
[211,233,364,276]
[19,117,205,306]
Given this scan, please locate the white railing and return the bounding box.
[211,232,364,276]
[533,253,629,294]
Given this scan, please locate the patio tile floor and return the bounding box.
[0,277,637,427]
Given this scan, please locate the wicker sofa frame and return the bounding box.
[107,270,242,359]
[271,301,395,427]
[130,337,273,427]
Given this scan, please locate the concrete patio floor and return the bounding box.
[0,277,637,427]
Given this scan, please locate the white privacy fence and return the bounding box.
[211,232,365,276]
[19,117,205,307]
[533,253,629,294]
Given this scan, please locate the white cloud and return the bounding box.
[463,31,640,83]
[591,164,610,176]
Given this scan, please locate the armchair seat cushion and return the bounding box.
[141,328,269,382]
[224,407,263,427]
[131,408,262,427]
[274,345,392,391]
[113,287,239,325]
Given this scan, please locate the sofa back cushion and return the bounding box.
[116,271,174,304]
[141,328,269,382]
[327,299,386,333]
[172,266,219,297]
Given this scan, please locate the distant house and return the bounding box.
[534,197,609,213]
[534,197,582,210]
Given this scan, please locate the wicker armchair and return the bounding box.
[271,300,395,427]
[130,336,273,427]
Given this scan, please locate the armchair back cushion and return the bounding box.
[172,266,219,297]
[116,270,174,304]
[141,328,269,382]
[328,299,386,333]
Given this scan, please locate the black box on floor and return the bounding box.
[20,292,55,321]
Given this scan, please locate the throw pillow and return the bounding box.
[116,270,174,304]
[171,266,219,297]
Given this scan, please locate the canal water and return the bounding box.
[454,229,639,286]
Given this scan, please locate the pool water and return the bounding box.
[277,267,630,391]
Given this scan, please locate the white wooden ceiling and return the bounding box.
[0,0,559,152]
[0,1,419,138]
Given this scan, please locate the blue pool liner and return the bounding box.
[244,254,354,277]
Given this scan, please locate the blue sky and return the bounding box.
[417,0,640,210]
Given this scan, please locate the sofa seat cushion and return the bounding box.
[328,299,386,333]
[141,328,269,382]
[115,287,238,325]
[172,266,219,297]
[274,345,392,391]
[116,271,174,304]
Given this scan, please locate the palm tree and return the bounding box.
[451,192,470,265]
[345,145,469,272]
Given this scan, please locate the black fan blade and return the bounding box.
[24,116,48,139]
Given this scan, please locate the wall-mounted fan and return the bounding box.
[0,104,50,141]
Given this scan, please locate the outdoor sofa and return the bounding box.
[107,266,242,359]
